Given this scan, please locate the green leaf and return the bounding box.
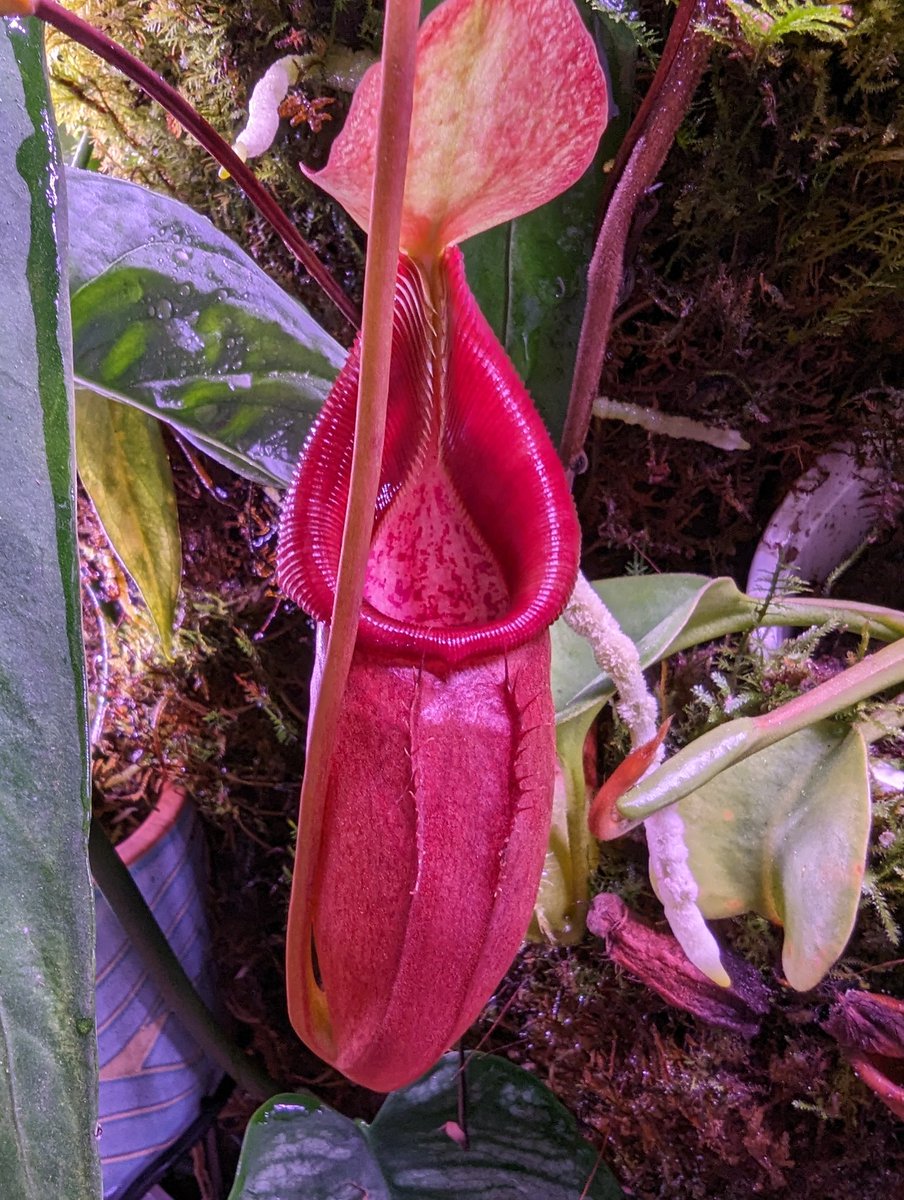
[461,12,637,443]
[672,722,871,990]
[552,574,758,724]
[619,633,904,822]
[76,387,182,654]
[0,17,100,1199]
[228,1053,624,1200]
[531,710,599,944]
[66,168,345,488]
[542,572,758,944]
[552,577,904,731]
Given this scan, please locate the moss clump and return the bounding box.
[581,0,904,577]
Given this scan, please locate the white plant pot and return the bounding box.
[748,448,904,791]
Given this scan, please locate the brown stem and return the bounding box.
[33,0,360,330]
[285,0,421,1056]
[558,0,720,473]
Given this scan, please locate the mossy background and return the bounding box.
[582,0,904,576]
[55,1,904,1197]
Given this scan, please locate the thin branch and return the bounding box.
[33,0,360,329]
[559,0,720,472]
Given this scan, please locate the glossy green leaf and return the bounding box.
[66,168,345,488]
[671,721,871,991]
[619,633,904,822]
[552,574,758,724]
[461,12,636,443]
[228,1053,624,1200]
[0,17,101,1199]
[76,387,182,654]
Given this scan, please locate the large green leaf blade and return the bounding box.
[0,17,100,1199]
[676,722,871,990]
[229,1054,624,1200]
[66,168,345,487]
[76,388,182,654]
[229,1092,389,1198]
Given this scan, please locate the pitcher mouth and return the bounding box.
[278,249,580,665]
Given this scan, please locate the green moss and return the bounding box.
[584,0,904,576]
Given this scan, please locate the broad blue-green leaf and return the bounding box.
[552,574,758,724]
[671,721,871,991]
[228,1053,624,1200]
[0,17,101,1199]
[461,11,637,443]
[76,388,181,654]
[66,168,345,488]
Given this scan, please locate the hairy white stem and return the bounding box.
[647,807,730,986]
[564,572,659,748]
[565,572,728,985]
[594,397,749,451]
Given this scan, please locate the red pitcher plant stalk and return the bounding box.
[278,0,608,1090]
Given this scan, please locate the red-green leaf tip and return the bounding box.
[306,0,609,258]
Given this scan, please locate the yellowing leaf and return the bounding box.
[76,389,181,654]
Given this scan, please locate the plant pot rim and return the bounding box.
[746,447,887,649]
[116,783,188,868]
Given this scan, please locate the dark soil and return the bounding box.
[476,940,904,1200]
[832,522,904,613]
